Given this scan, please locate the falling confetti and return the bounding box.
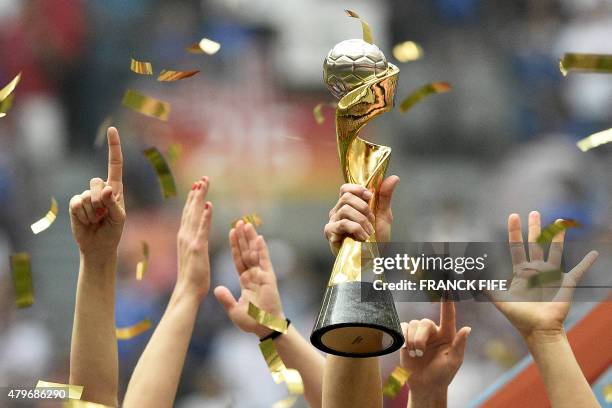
[143,147,177,199]
[382,366,411,398]
[399,82,451,113]
[187,38,221,55]
[130,58,153,75]
[345,10,373,44]
[259,338,304,395]
[157,69,200,82]
[10,252,33,308]
[231,213,262,228]
[165,143,183,166]
[248,302,288,334]
[94,116,113,148]
[136,241,149,281]
[116,319,152,340]
[36,381,83,400]
[313,102,337,124]
[527,269,563,289]
[0,94,15,118]
[559,53,612,76]
[0,72,21,117]
[392,41,423,63]
[576,128,612,152]
[536,219,579,244]
[31,197,58,234]
[122,89,170,121]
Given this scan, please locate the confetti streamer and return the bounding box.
[36,381,83,400]
[345,10,373,44]
[603,383,612,403]
[63,400,114,408]
[313,102,337,125]
[272,396,299,408]
[0,72,21,102]
[382,366,411,398]
[143,147,177,199]
[0,93,15,118]
[259,338,304,394]
[536,219,579,244]
[130,58,153,75]
[248,302,288,334]
[165,143,183,166]
[116,319,152,340]
[10,253,33,308]
[157,69,200,82]
[136,241,149,280]
[30,197,58,234]
[392,41,423,63]
[559,53,612,76]
[399,82,451,113]
[576,128,612,152]
[527,269,563,289]
[122,89,170,121]
[94,116,113,148]
[187,38,221,55]
[231,213,262,228]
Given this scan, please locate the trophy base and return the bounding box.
[310,281,403,358]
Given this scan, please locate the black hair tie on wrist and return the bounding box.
[259,319,291,342]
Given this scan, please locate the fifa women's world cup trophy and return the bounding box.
[310,39,404,357]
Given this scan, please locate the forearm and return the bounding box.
[322,356,382,408]
[70,254,118,407]
[407,387,447,408]
[123,287,200,408]
[274,326,325,408]
[525,330,598,408]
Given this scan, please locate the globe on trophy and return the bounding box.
[310,39,404,357]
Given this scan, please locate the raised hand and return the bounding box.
[214,221,284,338]
[401,301,470,394]
[324,175,399,255]
[69,127,125,258]
[492,211,598,339]
[176,176,213,300]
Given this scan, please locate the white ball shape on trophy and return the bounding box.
[323,39,389,100]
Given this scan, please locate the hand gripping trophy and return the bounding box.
[310,39,404,357]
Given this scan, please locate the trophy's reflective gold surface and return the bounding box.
[311,39,403,357]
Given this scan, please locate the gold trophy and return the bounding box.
[311,39,403,357]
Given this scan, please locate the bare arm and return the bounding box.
[323,356,382,408]
[214,221,324,407]
[123,177,213,408]
[69,127,125,406]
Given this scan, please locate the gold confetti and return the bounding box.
[136,241,149,280]
[576,128,612,152]
[399,82,451,113]
[130,58,153,75]
[259,338,304,394]
[122,89,170,121]
[36,380,83,400]
[536,219,579,244]
[382,366,411,398]
[187,38,221,55]
[345,10,374,44]
[30,197,58,234]
[165,143,183,166]
[392,41,423,63]
[559,53,612,76]
[10,253,33,308]
[272,396,299,408]
[248,302,288,334]
[603,383,612,403]
[116,319,152,340]
[231,213,262,228]
[0,72,21,102]
[527,269,563,289]
[143,147,177,199]
[484,340,518,368]
[157,69,200,82]
[313,102,337,125]
[94,116,113,148]
[63,401,114,408]
[0,93,15,118]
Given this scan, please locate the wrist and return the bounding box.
[523,328,567,350]
[408,385,447,408]
[172,282,207,304]
[80,251,117,270]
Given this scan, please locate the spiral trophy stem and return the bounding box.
[311,39,403,357]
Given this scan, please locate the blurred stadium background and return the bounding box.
[0,0,611,407]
